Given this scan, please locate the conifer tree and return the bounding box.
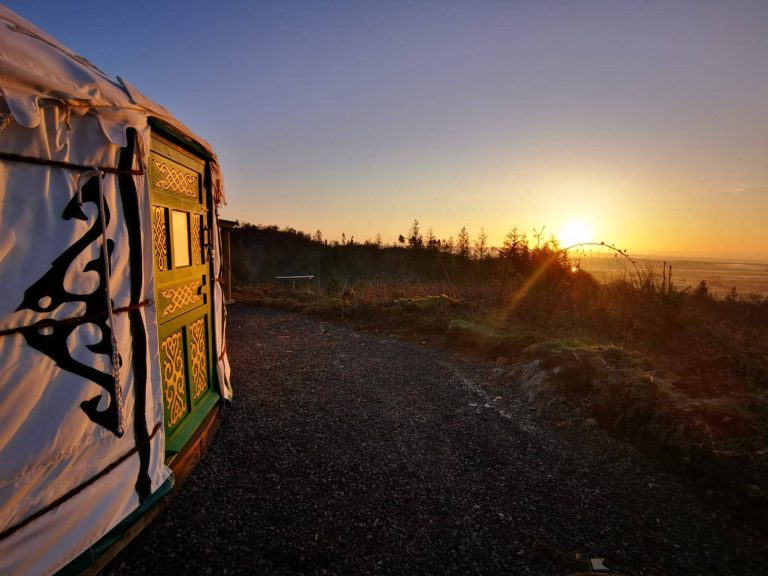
[456,226,471,258]
[426,227,440,252]
[474,228,488,259]
[407,219,424,250]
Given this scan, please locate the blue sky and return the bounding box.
[6,1,768,258]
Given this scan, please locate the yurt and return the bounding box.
[0,6,232,575]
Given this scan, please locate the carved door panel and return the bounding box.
[149,134,216,453]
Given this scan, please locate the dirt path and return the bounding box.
[106,305,766,575]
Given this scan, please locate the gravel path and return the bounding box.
[106,305,767,575]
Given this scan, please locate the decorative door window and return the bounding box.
[171,210,190,267]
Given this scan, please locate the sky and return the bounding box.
[6,1,768,259]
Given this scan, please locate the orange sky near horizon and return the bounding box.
[229,159,768,261]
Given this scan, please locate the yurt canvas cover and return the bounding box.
[0,7,232,574]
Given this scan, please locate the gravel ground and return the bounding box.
[105,305,767,575]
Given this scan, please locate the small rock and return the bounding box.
[585,418,599,428]
[495,356,511,367]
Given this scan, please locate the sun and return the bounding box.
[558,219,595,248]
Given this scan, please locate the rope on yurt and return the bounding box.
[78,168,125,436]
[0,150,144,176]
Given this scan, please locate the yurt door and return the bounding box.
[149,134,217,453]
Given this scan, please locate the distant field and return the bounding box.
[570,253,768,296]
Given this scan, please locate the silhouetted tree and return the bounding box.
[693,279,709,299]
[499,227,528,263]
[496,226,530,296]
[426,227,440,253]
[474,228,488,259]
[456,226,471,258]
[398,234,406,245]
[407,219,424,250]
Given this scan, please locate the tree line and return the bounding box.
[230,219,568,289]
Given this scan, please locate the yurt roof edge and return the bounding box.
[0,5,225,203]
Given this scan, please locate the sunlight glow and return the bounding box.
[558,219,595,248]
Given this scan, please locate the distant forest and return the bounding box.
[230,220,566,291]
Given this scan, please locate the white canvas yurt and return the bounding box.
[0,6,232,575]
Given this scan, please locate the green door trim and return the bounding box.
[149,132,219,458]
